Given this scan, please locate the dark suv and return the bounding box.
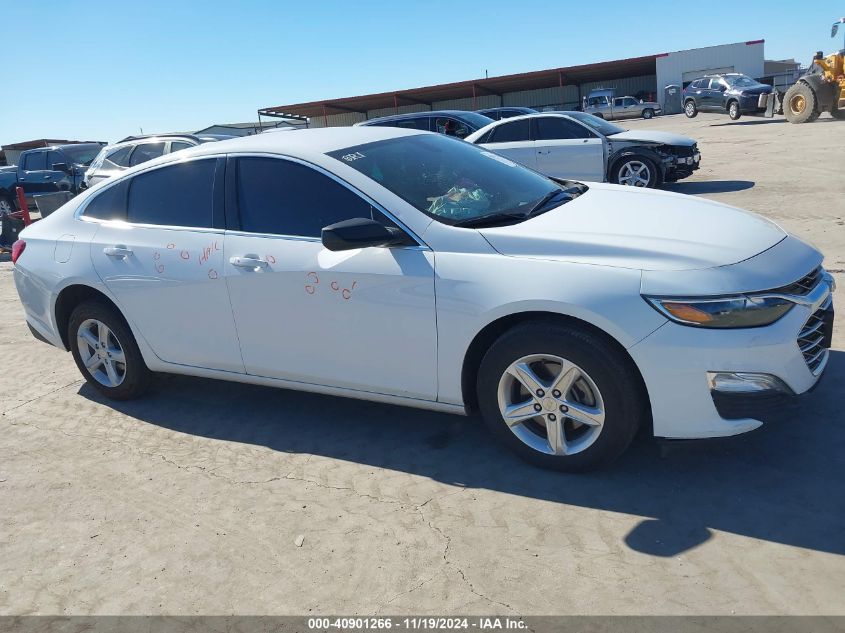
[356,110,493,139]
[683,74,774,121]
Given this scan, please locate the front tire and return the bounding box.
[477,322,645,472]
[784,82,818,123]
[611,155,659,188]
[728,101,741,120]
[684,100,698,118]
[642,108,654,119]
[69,301,151,400]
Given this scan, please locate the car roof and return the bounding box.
[359,110,482,125]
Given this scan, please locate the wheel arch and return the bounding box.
[54,283,128,350]
[460,311,651,423]
[607,147,666,184]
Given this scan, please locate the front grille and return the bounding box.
[797,295,832,374]
[775,266,823,296]
[672,144,697,158]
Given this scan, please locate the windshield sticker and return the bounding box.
[340,152,366,162]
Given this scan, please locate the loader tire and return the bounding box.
[784,82,818,123]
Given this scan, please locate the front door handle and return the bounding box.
[103,246,133,259]
[229,255,268,269]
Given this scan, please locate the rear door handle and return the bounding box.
[229,255,268,269]
[103,246,133,259]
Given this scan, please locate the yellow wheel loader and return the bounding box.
[784,20,845,123]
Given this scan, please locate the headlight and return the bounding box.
[644,295,794,328]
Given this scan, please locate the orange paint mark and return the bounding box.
[153,252,161,261]
[208,269,218,280]
[155,264,165,274]
[166,243,175,249]
[266,255,276,264]
[305,285,316,295]
[180,250,190,260]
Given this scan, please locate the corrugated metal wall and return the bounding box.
[655,41,765,106]
[309,74,657,127]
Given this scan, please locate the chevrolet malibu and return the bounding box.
[11,127,835,471]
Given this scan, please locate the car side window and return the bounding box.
[488,119,530,143]
[235,157,398,238]
[129,142,165,167]
[23,151,47,171]
[83,180,129,221]
[613,98,624,107]
[170,141,193,153]
[709,78,724,90]
[394,117,430,131]
[126,159,216,227]
[623,97,637,106]
[105,146,133,168]
[435,117,471,139]
[533,117,594,141]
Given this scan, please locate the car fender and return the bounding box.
[607,146,668,181]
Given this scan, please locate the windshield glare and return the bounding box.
[327,134,564,225]
[61,145,102,166]
[725,75,759,88]
[562,111,626,136]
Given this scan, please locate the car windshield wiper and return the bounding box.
[525,188,575,218]
[452,210,529,228]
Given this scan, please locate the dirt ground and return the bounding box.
[1,112,843,616]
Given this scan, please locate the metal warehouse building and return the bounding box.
[259,40,773,127]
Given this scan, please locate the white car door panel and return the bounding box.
[535,139,604,181]
[224,236,437,398]
[91,225,244,372]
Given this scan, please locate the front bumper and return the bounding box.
[629,273,835,439]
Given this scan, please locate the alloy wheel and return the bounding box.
[76,319,127,387]
[496,354,605,456]
[617,161,651,187]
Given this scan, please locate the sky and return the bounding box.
[1,0,841,146]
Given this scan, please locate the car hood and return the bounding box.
[608,130,696,146]
[478,183,786,271]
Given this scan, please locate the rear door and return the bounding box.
[532,116,604,181]
[18,150,52,198]
[88,157,244,373]
[478,118,536,169]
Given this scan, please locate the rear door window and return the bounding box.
[127,159,216,227]
[84,180,129,221]
[169,141,193,153]
[394,117,430,131]
[488,119,530,143]
[129,142,165,167]
[22,151,47,171]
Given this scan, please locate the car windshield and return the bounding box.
[61,145,102,166]
[724,75,759,88]
[561,111,625,136]
[327,134,576,225]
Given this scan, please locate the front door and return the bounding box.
[88,158,244,373]
[223,156,438,400]
[531,116,605,181]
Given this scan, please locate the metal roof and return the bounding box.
[258,54,658,119]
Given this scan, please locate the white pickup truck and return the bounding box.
[584,89,661,120]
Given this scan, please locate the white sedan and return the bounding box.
[11,127,834,470]
[465,112,701,188]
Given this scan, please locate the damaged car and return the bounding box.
[465,111,700,188]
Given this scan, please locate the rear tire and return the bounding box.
[684,100,698,118]
[784,82,818,123]
[476,322,645,472]
[642,108,654,119]
[728,101,741,120]
[68,301,151,400]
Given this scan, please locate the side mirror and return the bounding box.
[51,162,69,172]
[321,217,405,251]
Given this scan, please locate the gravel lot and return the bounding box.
[1,113,843,616]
